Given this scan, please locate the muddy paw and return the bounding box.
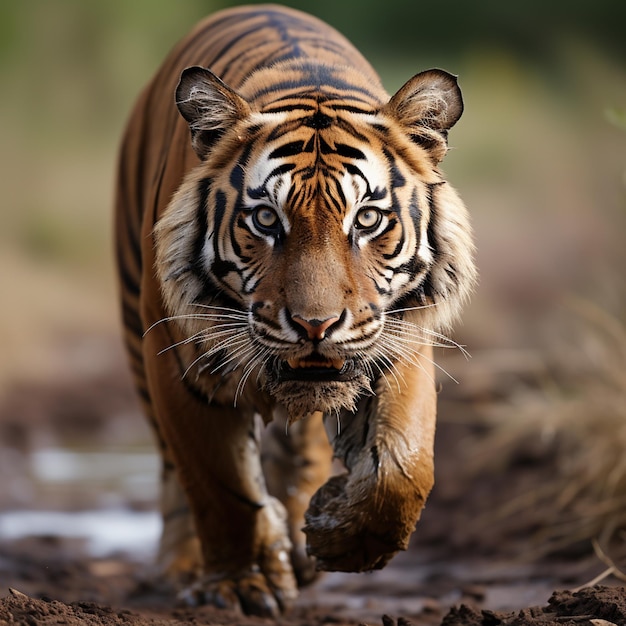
[303,475,409,573]
[178,567,296,617]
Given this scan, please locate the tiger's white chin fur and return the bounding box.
[263,374,373,422]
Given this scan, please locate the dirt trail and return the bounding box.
[2,585,625,625]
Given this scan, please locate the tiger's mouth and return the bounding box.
[278,353,356,382]
[263,353,371,417]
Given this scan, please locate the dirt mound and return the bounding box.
[2,586,625,626]
[441,587,626,626]
[0,588,151,626]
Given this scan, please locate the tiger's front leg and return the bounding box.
[262,408,333,585]
[142,328,297,617]
[304,344,437,572]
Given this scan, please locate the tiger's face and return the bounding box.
[156,66,475,419]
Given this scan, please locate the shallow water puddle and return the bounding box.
[0,446,161,558]
[0,509,160,558]
[30,447,159,499]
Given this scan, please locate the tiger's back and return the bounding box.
[115,4,475,617]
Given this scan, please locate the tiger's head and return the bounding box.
[155,64,476,420]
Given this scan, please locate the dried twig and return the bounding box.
[572,538,626,591]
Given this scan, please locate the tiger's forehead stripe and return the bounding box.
[243,124,391,226]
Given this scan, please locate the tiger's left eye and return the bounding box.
[354,207,382,230]
[253,206,279,231]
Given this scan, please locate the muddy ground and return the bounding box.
[0,334,624,626]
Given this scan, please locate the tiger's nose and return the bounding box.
[290,313,341,341]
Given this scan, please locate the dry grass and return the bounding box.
[461,296,626,562]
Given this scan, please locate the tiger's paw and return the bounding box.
[303,475,409,573]
[177,567,297,617]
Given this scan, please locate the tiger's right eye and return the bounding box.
[252,206,279,232]
[354,207,383,231]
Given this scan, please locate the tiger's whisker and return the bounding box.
[145,313,248,336]
[377,333,438,384]
[189,303,249,316]
[210,341,260,375]
[383,334,459,384]
[235,345,271,404]
[157,324,247,355]
[386,303,438,315]
[391,326,469,356]
[369,346,405,392]
[384,318,471,359]
[181,331,251,378]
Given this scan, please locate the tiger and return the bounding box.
[114,3,476,618]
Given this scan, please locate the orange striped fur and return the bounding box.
[115,4,475,616]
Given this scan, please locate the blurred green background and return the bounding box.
[0,0,625,388]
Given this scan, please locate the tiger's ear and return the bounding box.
[176,66,251,159]
[384,69,463,163]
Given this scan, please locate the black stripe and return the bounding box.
[117,257,140,298]
[408,188,425,273]
[266,118,306,142]
[330,104,377,114]
[304,111,333,129]
[388,157,406,188]
[116,225,142,288]
[335,143,366,160]
[192,177,211,270]
[250,77,323,101]
[324,180,343,214]
[207,190,239,283]
[210,23,268,72]
[333,177,347,207]
[229,210,247,270]
[368,186,388,202]
[136,385,151,406]
[225,43,293,79]
[409,188,421,227]
[425,183,440,263]
[265,162,295,184]
[269,141,304,159]
[419,187,439,301]
[249,64,378,103]
[219,479,264,510]
[263,103,317,114]
[370,445,380,475]
[345,163,365,179]
[336,118,370,142]
[377,218,401,254]
[122,299,144,341]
